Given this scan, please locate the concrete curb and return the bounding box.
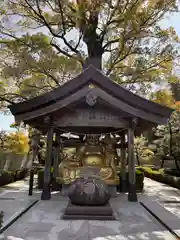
[0,200,39,234]
[140,201,180,239]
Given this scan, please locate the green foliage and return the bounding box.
[0,0,179,105]
[119,169,144,192]
[1,131,29,154]
[164,168,180,177]
[0,33,81,107]
[37,167,54,189]
[134,136,154,165]
[135,170,144,192]
[139,166,180,189]
[0,211,3,228]
[37,168,45,189]
[146,109,180,170]
[0,169,28,187]
[168,111,180,160]
[145,90,180,169]
[150,89,175,107]
[0,130,8,148]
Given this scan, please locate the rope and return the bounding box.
[52,124,128,136]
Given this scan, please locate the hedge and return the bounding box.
[138,166,180,190]
[37,168,54,189]
[134,169,144,192]
[164,168,180,177]
[0,168,28,187]
[0,211,3,228]
[118,169,144,192]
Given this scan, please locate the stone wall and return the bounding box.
[0,149,33,171]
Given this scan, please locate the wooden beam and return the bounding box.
[127,118,137,202]
[28,134,40,196]
[120,132,127,192]
[41,117,54,200]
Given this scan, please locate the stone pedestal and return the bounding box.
[63,201,115,220]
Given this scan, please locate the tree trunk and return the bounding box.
[171,83,180,101]
[83,11,104,69]
[175,158,180,171]
[168,121,173,156]
[161,159,165,169]
[135,148,140,166]
[136,156,140,166]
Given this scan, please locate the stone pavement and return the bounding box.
[2,194,176,240]
[141,178,180,219]
[0,177,179,240]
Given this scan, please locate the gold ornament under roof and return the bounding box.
[88,84,96,89]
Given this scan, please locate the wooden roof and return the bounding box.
[9,65,173,128]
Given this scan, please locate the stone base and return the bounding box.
[63,201,115,220]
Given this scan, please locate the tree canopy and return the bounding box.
[0,0,180,107]
[0,129,29,154]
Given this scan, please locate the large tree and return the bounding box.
[0,0,180,106]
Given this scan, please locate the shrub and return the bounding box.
[135,169,144,191]
[0,211,3,228]
[124,169,144,192]
[0,169,27,187]
[118,169,144,192]
[37,169,44,189]
[37,167,54,189]
[164,168,180,177]
[139,166,180,190]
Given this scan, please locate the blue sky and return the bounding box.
[0,13,180,131]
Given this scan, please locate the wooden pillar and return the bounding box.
[128,119,137,202]
[28,169,34,196]
[41,118,54,200]
[120,132,127,192]
[28,134,40,196]
[52,132,61,191]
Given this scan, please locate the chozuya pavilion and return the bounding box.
[9,59,173,204]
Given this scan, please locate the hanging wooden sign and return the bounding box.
[54,108,128,128]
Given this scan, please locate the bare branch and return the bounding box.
[41,69,60,86]
[23,0,83,63]
[50,40,76,59]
